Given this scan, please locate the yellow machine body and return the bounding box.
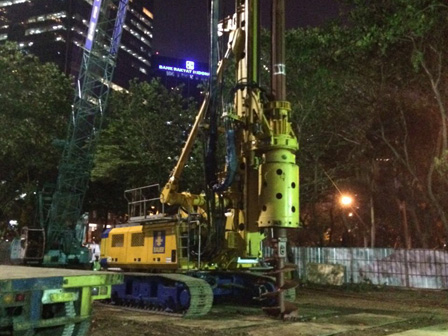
[100,223,179,271]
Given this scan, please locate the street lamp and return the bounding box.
[340,195,353,207]
[339,194,355,246]
[340,194,354,216]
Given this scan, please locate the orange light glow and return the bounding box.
[340,195,353,206]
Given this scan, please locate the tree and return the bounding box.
[343,0,448,247]
[89,79,203,215]
[282,25,378,246]
[284,0,448,248]
[0,42,72,228]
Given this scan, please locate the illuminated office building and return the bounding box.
[152,55,209,101]
[0,0,154,88]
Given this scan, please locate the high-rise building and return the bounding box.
[152,55,209,101]
[0,0,154,88]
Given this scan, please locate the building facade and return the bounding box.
[152,55,210,101]
[0,0,154,88]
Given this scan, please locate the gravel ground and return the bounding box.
[90,285,448,336]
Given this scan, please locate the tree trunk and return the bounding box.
[370,194,375,248]
[408,206,428,248]
[397,200,411,249]
[328,202,335,246]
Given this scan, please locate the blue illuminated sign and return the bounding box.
[153,230,166,254]
[85,0,102,51]
[158,64,209,77]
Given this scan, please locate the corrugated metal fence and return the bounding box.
[279,247,448,289]
[2,240,446,289]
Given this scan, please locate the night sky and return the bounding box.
[153,0,341,63]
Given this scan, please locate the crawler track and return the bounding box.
[109,273,214,318]
[162,273,214,317]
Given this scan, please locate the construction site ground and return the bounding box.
[90,285,448,336]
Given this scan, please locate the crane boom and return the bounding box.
[14,0,129,266]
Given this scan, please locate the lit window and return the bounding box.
[0,0,29,8]
[142,7,153,20]
[25,24,66,36]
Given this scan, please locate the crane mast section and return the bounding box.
[45,0,129,259]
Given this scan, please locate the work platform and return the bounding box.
[0,265,123,336]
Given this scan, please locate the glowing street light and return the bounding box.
[340,195,353,207]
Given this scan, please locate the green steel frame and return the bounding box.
[44,0,128,262]
[0,266,123,336]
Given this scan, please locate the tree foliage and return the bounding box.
[89,79,203,215]
[0,42,72,228]
[4,0,448,250]
[286,0,448,248]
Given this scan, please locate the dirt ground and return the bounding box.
[89,285,448,336]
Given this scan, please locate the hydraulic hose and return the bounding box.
[211,128,237,192]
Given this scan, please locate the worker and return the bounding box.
[93,255,101,271]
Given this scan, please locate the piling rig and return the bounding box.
[101,0,300,318]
